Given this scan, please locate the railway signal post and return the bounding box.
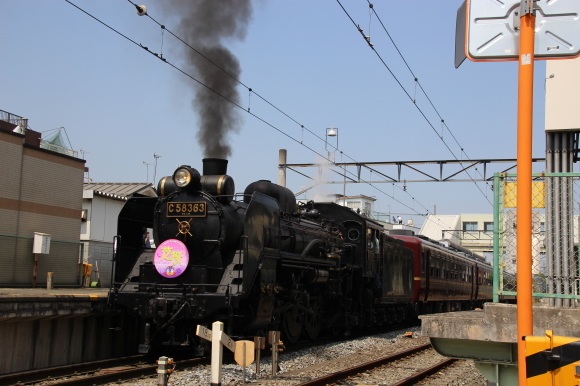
[196,322,235,386]
[254,336,266,379]
[269,331,282,376]
[458,0,580,384]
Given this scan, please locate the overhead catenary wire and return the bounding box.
[337,0,492,207]
[365,0,484,171]
[65,0,458,229]
[364,0,492,200]
[122,0,442,220]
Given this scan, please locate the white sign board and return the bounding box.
[33,232,51,254]
[465,0,580,60]
[220,331,236,353]
[196,325,212,341]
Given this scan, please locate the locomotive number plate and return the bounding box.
[167,202,207,217]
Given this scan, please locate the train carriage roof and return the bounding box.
[390,232,491,267]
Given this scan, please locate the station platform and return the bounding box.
[420,302,580,384]
[0,287,133,374]
[0,287,109,321]
[0,286,109,299]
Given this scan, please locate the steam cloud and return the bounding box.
[171,0,252,159]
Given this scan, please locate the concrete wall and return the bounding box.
[0,130,23,236]
[0,128,85,286]
[0,304,136,373]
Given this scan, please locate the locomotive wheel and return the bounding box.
[282,305,304,344]
[303,299,322,340]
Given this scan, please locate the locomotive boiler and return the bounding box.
[109,158,492,354]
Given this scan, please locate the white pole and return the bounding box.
[278,149,287,187]
[46,272,53,290]
[211,321,224,386]
[242,341,247,383]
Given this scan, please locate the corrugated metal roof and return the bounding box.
[84,182,157,199]
[419,214,460,241]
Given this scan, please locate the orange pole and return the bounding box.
[516,10,535,386]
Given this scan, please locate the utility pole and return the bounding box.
[153,153,162,185]
[143,161,153,183]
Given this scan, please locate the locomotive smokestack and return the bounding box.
[203,158,228,176]
[164,0,253,159]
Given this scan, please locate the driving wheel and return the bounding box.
[303,299,322,340]
[282,305,304,343]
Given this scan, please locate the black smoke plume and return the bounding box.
[171,0,252,159]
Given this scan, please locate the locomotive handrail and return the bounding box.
[113,282,237,295]
[300,238,325,257]
[203,239,222,244]
[128,283,223,288]
[279,251,337,266]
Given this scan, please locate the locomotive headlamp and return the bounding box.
[172,166,201,191]
[174,168,191,187]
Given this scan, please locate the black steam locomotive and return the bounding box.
[109,158,492,354]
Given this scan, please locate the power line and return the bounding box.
[336,0,493,207]
[366,0,492,202]
[64,0,456,227]
[365,0,484,173]
[122,0,445,220]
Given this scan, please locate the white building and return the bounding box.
[420,212,547,269]
[335,194,376,217]
[82,182,156,287]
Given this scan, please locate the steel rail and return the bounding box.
[0,355,146,386]
[51,357,206,386]
[1,357,208,386]
[294,343,432,386]
[391,358,456,386]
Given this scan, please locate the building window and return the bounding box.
[364,201,371,215]
[484,222,494,233]
[463,222,478,231]
[540,222,545,233]
[346,201,360,210]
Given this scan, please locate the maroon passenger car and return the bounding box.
[389,231,492,313]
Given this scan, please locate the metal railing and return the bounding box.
[0,109,28,130]
[441,230,495,241]
[40,141,79,158]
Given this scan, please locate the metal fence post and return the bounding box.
[493,173,501,302]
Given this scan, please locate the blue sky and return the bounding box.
[1,1,551,225]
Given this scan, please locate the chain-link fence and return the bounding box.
[0,234,83,287]
[82,240,114,288]
[494,173,580,306]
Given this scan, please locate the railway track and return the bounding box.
[250,331,488,386]
[0,355,144,386]
[3,326,481,386]
[293,344,454,386]
[0,329,381,386]
[0,355,209,386]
